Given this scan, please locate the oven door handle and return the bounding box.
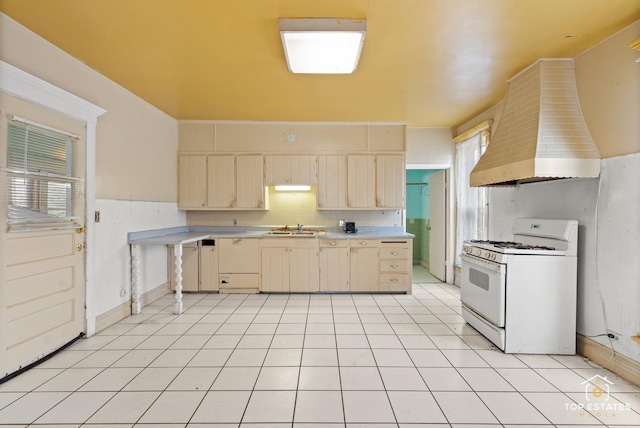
[460,253,505,273]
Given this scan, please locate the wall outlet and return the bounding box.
[233,218,238,226]
[339,219,345,226]
[119,288,126,297]
[607,330,621,341]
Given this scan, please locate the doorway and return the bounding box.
[406,169,443,282]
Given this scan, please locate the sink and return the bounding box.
[263,228,326,237]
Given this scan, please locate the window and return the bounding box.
[454,123,490,265]
[4,117,82,230]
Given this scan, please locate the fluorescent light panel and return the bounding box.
[279,18,366,74]
[275,185,312,192]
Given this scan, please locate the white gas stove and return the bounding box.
[460,218,578,354]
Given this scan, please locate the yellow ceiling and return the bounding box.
[0,0,638,127]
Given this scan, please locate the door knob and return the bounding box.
[76,243,83,251]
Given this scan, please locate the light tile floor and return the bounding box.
[411,265,441,283]
[1,282,639,427]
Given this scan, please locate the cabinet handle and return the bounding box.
[390,279,398,283]
[330,242,336,246]
[391,252,399,255]
[390,264,399,268]
[359,242,367,246]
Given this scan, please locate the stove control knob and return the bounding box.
[484,251,490,258]
[491,254,496,260]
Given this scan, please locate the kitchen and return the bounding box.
[0,1,639,425]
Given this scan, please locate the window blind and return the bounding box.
[3,119,83,231]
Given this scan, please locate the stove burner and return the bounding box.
[470,240,555,251]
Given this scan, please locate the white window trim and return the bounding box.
[0,60,106,336]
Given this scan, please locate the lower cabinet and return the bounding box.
[218,238,260,292]
[379,243,412,292]
[261,239,319,292]
[319,240,350,292]
[200,240,219,291]
[349,240,380,292]
[168,237,412,294]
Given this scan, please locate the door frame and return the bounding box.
[405,163,455,283]
[0,60,106,336]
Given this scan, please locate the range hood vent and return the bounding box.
[470,59,600,187]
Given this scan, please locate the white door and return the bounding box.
[1,94,86,378]
[429,170,446,281]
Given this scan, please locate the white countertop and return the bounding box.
[128,226,414,245]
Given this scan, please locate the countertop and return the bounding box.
[128,226,414,245]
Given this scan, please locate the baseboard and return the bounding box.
[577,334,640,386]
[140,282,171,306]
[95,282,170,333]
[95,301,130,333]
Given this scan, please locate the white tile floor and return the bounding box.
[1,282,639,427]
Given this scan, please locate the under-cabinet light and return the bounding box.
[279,18,366,74]
[275,185,312,192]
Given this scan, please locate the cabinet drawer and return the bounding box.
[349,239,378,248]
[219,273,260,289]
[379,273,409,291]
[319,239,348,248]
[379,259,409,272]
[379,247,408,259]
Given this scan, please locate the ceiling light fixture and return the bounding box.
[279,18,366,74]
[275,185,312,192]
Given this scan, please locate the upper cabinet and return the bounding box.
[265,155,318,186]
[347,155,376,208]
[179,155,265,210]
[207,155,235,208]
[317,154,405,210]
[317,155,348,210]
[178,122,406,211]
[375,154,405,209]
[178,155,207,209]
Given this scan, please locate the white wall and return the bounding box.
[93,200,186,316]
[406,128,454,165]
[487,153,639,361]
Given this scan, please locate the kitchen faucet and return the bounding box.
[297,224,303,231]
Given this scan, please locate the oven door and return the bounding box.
[460,252,506,327]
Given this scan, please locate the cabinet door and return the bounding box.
[319,247,350,292]
[265,155,318,186]
[200,245,219,291]
[317,155,348,209]
[207,155,235,208]
[347,155,376,208]
[261,247,290,292]
[218,238,259,273]
[376,154,405,208]
[290,248,319,292]
[236,155,265,208]
[350,243,379,292]
[178,155,207,209]
[170,242,199,292]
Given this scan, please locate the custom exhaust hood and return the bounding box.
[470,59,601,187]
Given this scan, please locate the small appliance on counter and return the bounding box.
[343,221,357,234]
